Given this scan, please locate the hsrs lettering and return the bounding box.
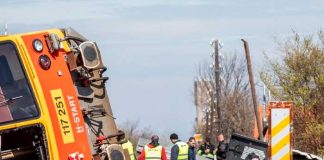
[74,117,80,123]
[67,96,84,133]
[76,126,84,133]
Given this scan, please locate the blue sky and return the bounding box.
[1,0,323,139]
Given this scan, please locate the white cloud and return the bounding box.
[0,0,114,24]
[0,0,218,24]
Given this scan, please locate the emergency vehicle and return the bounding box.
[0,28,126,160]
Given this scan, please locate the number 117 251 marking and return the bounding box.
[51,89,75,144]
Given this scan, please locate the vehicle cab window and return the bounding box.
[0,42,39,124]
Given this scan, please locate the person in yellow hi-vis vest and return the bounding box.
[170,133,189,160]
[122,140,136,160]
[118,130,136,160]
[138,135,167,160]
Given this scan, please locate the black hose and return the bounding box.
[90,77,109,84]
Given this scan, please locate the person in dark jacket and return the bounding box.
[198,137,215,155]
[169,133,189,160]
[216,134,228,160]
[188,137,196,160]
[197,137,215,160]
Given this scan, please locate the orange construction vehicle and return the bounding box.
[0,28,127,160]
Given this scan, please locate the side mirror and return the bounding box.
[46,33,60,53]
[79,41,101,69]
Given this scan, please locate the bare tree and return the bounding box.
[119,120,141,147]
[118,120,156,147]
[195,54,254,141]
[220,55,253,137]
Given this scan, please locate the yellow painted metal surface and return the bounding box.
[270,102,293,160]
[0,29,72,159]
[50,89,75,144]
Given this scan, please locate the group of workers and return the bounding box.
[120,132,228,160]
[196,134,228,160]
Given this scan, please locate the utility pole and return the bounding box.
[241,39,263,140]
[211,39,222,134]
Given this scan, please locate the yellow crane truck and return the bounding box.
[0,28,127,160]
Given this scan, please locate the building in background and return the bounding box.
[194,80,212,135]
